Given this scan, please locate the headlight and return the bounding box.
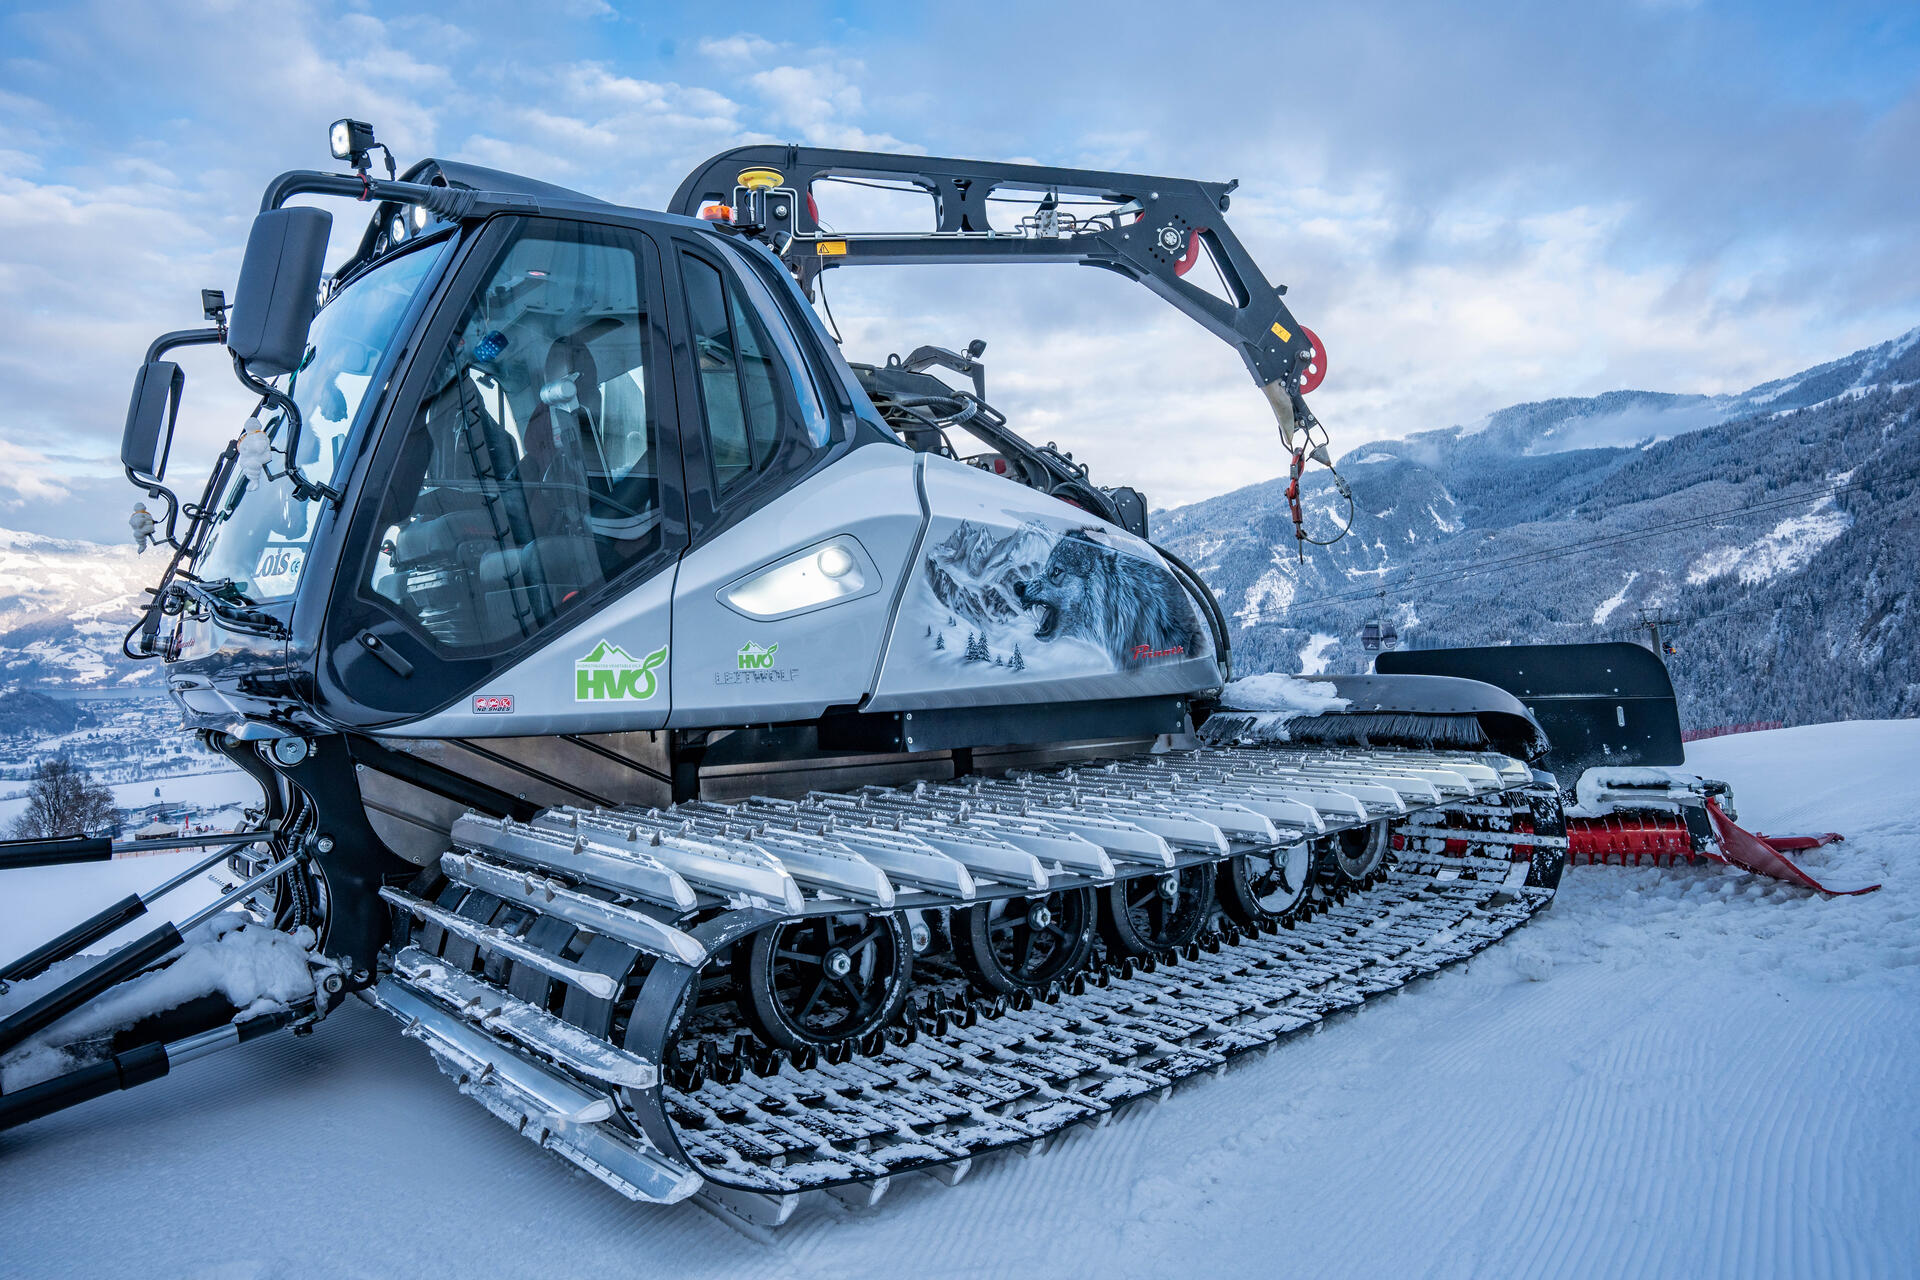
[721,538,876,619]
[816,544,855,579]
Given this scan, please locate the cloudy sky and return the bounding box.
[2,0,1916,540]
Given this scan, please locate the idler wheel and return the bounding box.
[734,912,914,1050]
[1325,819,1391,884]
[954,888,1097,996]
[1099,862,1216,956]
[1219,840,1314,928]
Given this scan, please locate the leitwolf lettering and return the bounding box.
[575,641,669,702]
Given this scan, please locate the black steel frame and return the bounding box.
[671,146,1317,398]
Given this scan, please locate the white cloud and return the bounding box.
[747,63,914,151]
[697,34,778,66]
[0,439,69,503]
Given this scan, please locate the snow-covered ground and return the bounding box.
[1,721,1914,1277]
[0,767,260,829]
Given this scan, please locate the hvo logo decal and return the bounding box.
[737,641,779,670]
[575,640,668,702]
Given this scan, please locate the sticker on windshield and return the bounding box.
[575,641,669,702]
[252,544,306,597]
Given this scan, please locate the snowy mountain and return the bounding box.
[1157,327,1920,729]
[0,528,159,694]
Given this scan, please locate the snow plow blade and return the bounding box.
[1376,642,1683,778]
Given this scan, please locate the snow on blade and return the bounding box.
[0,917,325,1091]
[1220,673,1350,715]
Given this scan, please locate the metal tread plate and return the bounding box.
[665,864,1548,1194]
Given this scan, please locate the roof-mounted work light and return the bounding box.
[329,118,377,170]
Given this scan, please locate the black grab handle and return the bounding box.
[0,834,114,871]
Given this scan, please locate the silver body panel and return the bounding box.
[866,455,1219,711]
[668,444,920,725]
[377,443,1220,739]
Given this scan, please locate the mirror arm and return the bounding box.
[145,325,224,365]
[126,439,239,659]
[125,468,185,552]
[229,353,342,504]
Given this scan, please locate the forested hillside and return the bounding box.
[1156,330,1920,728]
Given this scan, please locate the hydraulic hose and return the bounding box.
[1154,541,1232,684]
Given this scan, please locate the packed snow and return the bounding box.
[0,918,325,1092]
[0,721,1915,1277]
[1219,672,1350,715]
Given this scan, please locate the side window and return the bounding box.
[682,251,790,493]
[362,220,667,653]
[730,256,833,448]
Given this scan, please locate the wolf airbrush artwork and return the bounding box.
[913,517,1210,681]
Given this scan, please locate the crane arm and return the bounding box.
[670,145,1326,453]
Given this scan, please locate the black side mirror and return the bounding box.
[122,360,184,481]
[228,206,332,376]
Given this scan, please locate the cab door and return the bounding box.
[663,237,922,727]
[316,214,690,736]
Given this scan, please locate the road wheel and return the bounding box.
[1100,863,1216,956]
[734,912,913,1050]
[954,888,1097,995]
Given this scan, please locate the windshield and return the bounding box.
[196,239,449,599]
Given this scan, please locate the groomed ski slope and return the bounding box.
[1,721,1915,1278]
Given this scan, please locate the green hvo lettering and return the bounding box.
[574,642,667,702]
[578,666,654,699]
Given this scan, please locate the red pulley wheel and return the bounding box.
[1297,325,1327,395]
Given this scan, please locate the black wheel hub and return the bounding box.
[1101,862,1216,956]
[734,913,913,1050]
[1221,840,1314,928]
[955,887,1097,996]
